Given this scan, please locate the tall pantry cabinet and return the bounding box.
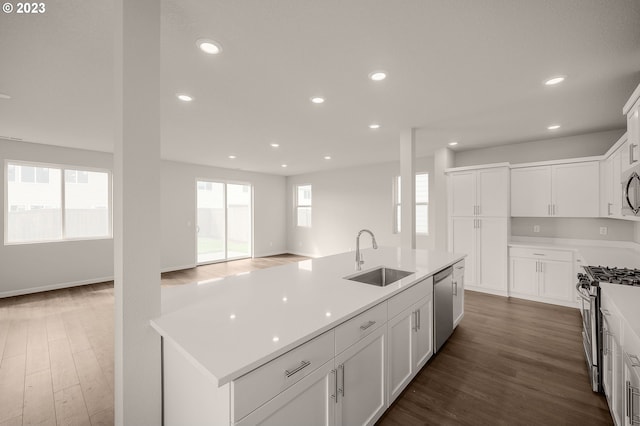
[447,164,509,296]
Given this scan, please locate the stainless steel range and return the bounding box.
[577,266,640,392]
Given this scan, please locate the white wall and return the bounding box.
[454,129,624,167]
[160,160,287,271]
[0,138,114,296]
[0,139,288,296]
[286,157,435,257]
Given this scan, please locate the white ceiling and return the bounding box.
[1,0,639,176]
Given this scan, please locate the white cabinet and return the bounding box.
[602,140,624,219]
[451,216,507,295]
[511,161,600,217]
[335,326,387,426]
[452,260,465,327]
[508,247,575,307]
[624,352,640,426]
[601,296,624,426]
[623,85,640,172]
[449,166,509,217]
[387,277,433,402]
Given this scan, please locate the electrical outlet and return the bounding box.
[533,225,540,233]
[599,227,608,235]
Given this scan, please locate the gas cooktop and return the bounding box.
[584,266,640,286]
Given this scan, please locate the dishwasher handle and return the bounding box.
[434,266,453,284]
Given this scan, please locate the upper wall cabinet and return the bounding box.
[511,161,600,218]
[601,134,625,219]
[449,166,509,217]
[623,83,640,172]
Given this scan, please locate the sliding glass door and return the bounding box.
[196,180,252,264]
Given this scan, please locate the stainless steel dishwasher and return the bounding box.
[434,266,454,353]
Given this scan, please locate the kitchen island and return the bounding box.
[151,247,465,426]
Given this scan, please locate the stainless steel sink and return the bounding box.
[345,267,413,287]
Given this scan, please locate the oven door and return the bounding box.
[576,283,600,391]
[622,167,640,216]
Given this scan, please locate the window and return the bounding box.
[393,173,429,235]
[6,161,112,244]
[296,184,312,227]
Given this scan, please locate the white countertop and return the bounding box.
[600,283,640,344]
[151,247,464,386]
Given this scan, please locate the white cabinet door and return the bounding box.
[510,166,551,217]
[335,326,386,426]
[386,306,414,402]
[477,167,509,217]
[624,352,640,426]
[552,162,600,217]
[624,104,640,171]
[413,295,433,372]
[449,171,476,217]
[477,218,507,292]
[538,259,573,302]
[509,257,538,297]
[237,360,336,426]
[452,262,465,327]
[451,217,476,286]
[603,149,623,218]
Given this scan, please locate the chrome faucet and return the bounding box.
[356,229,378,270]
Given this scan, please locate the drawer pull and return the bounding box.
[532,253,546,256]
[360,320,376,331]
[601,308,611,316]
[630,354,640,368]
[455,266,464,270]
[285,360,311,378]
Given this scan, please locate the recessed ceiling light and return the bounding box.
[324,156,331,160]
[270,143,280,148]
[272,336,279,342]
[310,97,325,104]
[369,124,380,129]
[281,164,288,168]
[0,93,11,100]
[228,155,236,159]
[547,124,561,130]
[197,39,222,55]
[177,94,193,102]
[369,71,387,81]
[448,141,458,146]
[544,76,566,86]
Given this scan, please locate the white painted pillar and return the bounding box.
[434,147,454,251]
[400,129,416,249]
[113,0,161,424]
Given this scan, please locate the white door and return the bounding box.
[476,168,508,217]
[510,166,551,217]
[451,217,476,286]
[477,218,507,292]
[449,171,476,217]
[335,327,386,426]
[236,360,335,426]
[387,308,414,402]
[538,260,572,302]
[509,257,538,297]
[413,295,433,372]
[552,162,599,217]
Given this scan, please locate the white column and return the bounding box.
[113,0,161,424]
[434,147,454,251]
[400,129,416,249]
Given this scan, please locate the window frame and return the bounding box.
[4,160,113,245]
[295,184,312,228]
[393,172,429,236]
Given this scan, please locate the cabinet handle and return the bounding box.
[455,265,464,270]
[360,320,376,331]
[338,364,345,397]
[417,309,421,330]
[608,203,613,216]
[452,280,458,296]
[285,360,311,378]
[628,380,640,425]
[548,204,551,216]
[331,369,337,402]
[630,354,640,368]
[412,311,418,332]
[477,205,480,216]
[553,204,556,215]
[532,253,546,256]
[477,219,480,229]
[631,143,638,164]
[601,308,611,316]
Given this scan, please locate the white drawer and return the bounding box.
[509,247,573,262]
[231,330,334,421]
[335,302,387,355]
[387,276,433,319]
[601,293,623,343]
[452,260,465,281]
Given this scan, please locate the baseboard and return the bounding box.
[287,250,319,258]
[465,284,509,297]
[161,264,197,273]
[508,293,579,309]
[0,276,114,298]
[253,251,288,258]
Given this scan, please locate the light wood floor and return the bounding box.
[1,257,611,425]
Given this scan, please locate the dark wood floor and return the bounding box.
[377,291,612,426]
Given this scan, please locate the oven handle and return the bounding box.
[575,283,592,302]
